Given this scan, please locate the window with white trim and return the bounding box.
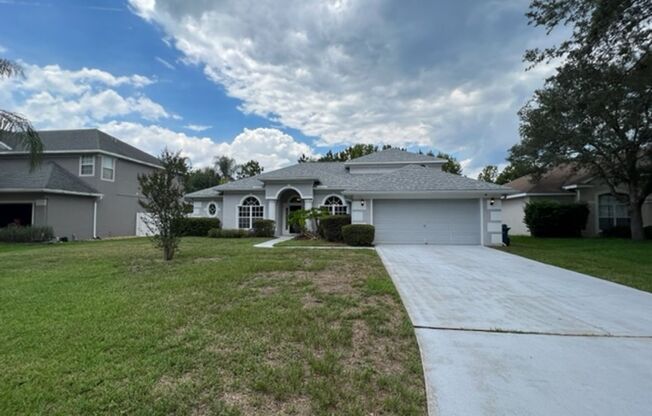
[322,195,347,215]
[238,196,263,229]
[101,156,115,181]
[207,202,218,217]
[79,155,95,176]
[598,193,630,230]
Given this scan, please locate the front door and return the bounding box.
[285,196,303,234]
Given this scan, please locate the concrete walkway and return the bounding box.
[253,236,293,248]
[376,245,652,416]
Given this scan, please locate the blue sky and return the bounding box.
[0,0,558,174]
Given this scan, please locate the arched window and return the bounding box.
[322,195,347,215]
[598,193,629,230]
[238,196,263,229]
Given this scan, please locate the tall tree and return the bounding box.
[297,153,314,163]
[138,150,190,261]
[0,58,42,168]
[214,155,238,182]
[185,167,221,193]
[238,159,264,178]
[477,165,499,183]
[436,152,463,175]
[511,0,652,240]
[495,161,536,184]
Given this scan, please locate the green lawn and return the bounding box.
[0,238,424,415]
[500,236,652,293]
[275,238,347,247]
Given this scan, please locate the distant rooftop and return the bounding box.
[506,165,593,194]
[344,148,446,165]
[0,129,162,167]
[0,161,100,196]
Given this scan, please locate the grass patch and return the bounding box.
[275,238,347,247]
[499,236,652,293]
[0,237,424,415]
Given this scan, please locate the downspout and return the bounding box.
[93,198,98,239]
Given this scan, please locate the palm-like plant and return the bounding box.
[0,58,42,167]
[214,155,239,182]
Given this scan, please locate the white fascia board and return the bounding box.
[342,190,514,199]
[0,149,163,169]
[505,192,575,199]
[0,188,103,197]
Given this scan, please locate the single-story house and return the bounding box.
[502,165,652,236]
[0,129,162,240]
[185,149,515,245]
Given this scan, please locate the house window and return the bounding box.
[238,196,263,229]
[207,202,218,217]
[79,155,95,176]
[322,195,347,215]
[598,193,630,230]
[101,156,115,181]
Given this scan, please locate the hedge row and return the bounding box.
[342,224,374,246]
[252,219,275,237]
[0,226,54,243]
[207,228,250,238]
[172,217,221,236]
[319,215,351,241]
[524,201,589,238]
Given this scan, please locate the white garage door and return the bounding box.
[373,199,481,245]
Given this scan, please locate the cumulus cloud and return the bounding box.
[185,124,212,132]
[129,0,556,172]
[101,122,314,170]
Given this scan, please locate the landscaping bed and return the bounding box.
[0,237,425,415]
[499,236,652,293]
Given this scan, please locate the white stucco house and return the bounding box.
[185,149,516,245]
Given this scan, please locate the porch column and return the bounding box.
[303,198,313,231]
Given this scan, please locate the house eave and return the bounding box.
[0,188,103,197]
[504,192,575,200]
[0,149,163,169]
[343,189,515,199]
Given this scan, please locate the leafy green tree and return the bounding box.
[297,153,315,163]
[495,161,536,185]
[214,155,238,182]
[185,167,221,193]
[0,58,42,168]
[436,152,462,175]
[510,0,652,240]
[238,160,263,178]
[138,150,190,261]
[477,165,499,183]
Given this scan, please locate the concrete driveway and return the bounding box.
[376,245,652,416]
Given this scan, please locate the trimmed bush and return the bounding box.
[319,215,351,242]
[252,219,275,237]
[0,226,54,243]
[172,217,221,236]
[207,228,249,238]
[524,201,589,238]
[342,224,375,246]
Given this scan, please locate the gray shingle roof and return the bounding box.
[344,165,514,193]
[0,129,162,167]
[344,148,445,165]
[506,164,593,194]
[0,161,100,195]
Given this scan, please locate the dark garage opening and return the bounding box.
[0,204,33,228]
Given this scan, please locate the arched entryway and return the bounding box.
[277,188,303,235]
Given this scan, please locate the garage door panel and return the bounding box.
[373,199,480,245]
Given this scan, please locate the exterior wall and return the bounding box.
[577,184,652,236]
[188,198,223,221]
[502,195,576,236]
[481,197,503,246]
[264,182,314,200]
[46,194,95,240]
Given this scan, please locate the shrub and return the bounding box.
[600,226,631,238]
[253,219,275,237]
[172,217,221,236]
[645,226,652,240]
[342,224,375,246]
[207,228,249,238]
[524,201,589,238]
[319,215,351,241]
[0,226,54,243]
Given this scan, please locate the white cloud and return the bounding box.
[155,56,175,70]
[129,0,556,171]
[0,44,7,53]
[100,122,314,170]
[185,124,212,132]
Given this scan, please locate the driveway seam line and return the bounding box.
[413,325,652,339]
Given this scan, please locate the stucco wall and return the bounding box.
[221,191,265,229]
[45,194,95,240]
[577,184,652,236]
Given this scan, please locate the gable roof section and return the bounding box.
[344,165,514,194]
[0,161,100,196]
[344,148,445,165]
[506,165,593,195]
[0,129,162,167]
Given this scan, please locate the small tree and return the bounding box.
[477,165,499,183]
[238,159,263,178]
[138,150,190,261]
[436,152,463,175]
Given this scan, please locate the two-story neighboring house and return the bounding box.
[0,129,162,240]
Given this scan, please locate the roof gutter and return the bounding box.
[504,192,575,200]
[342,189,516,198]
[0,188,103,197]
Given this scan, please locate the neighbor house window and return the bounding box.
[207,202,218,217]
[322,195,347,215]
[598,193,630,230]
[238,196,263,229]
[79,155,95,176]
[101,156,115,181]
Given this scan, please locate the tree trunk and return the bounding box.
[163,244,174,261]
[630,200,645,241]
